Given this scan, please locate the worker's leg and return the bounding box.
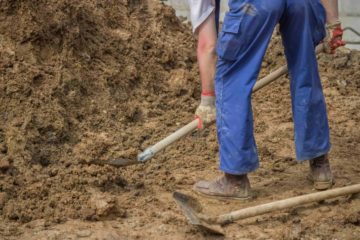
[194,0,286,199]
[216,0,285,175]
[280,0,330,161]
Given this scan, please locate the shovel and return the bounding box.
[101,44,325,167]
[173,183,360,235]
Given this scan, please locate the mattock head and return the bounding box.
[173,192,224,235]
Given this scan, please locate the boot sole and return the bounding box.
[192,187,252,201]
[313,181,334,190]
[307,175,334,190]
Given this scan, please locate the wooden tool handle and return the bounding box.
[137,119,199,162]
[216,183,360,224]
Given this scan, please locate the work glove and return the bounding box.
[195,93,216,129]
[323,21,346,54]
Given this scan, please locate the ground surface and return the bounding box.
[0,0,359,239]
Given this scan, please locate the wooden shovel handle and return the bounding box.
[215,183,360,224]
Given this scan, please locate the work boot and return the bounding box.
[308,154,334,190]
[193,174,251,200]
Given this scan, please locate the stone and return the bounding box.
[0,155,10,170]
[76,230,92,238]
[319,206,331,213]
[0,192,9,209]
[89,191,117,217]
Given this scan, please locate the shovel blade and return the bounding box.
[173,192,224,235]
[105,158,139,167]
[91,158,138,167]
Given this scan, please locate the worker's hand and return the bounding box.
[195,93,216,129]
[324,21,346,54]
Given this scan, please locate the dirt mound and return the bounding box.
[0,0,360,239]
[0,0,198,223]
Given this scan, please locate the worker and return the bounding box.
[190,0,345,200]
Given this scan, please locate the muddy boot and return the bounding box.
[308,154,334,190]
[193,174,251,200]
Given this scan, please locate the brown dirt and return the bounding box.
[0,0,359,239]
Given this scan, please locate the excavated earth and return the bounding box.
[0,0,359,239]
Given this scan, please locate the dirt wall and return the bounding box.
[0,0,359,239]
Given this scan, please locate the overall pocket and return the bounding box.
[216,14,244,61]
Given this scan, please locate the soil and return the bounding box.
[0,0,359,239]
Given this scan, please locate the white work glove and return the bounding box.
[323,21,346,54]
[195,94,216,129]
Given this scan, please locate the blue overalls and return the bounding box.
[216,0,330,175]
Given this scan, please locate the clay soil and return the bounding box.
[0,0,359,239]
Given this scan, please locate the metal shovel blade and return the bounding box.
[91,148,155,167]
[90,158,138,167]
[104,158,139,167]
[173,192,224,235]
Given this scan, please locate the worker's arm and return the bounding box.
[194,9,217,129]
[320,0,345,53]
[196,11,217,96]
[320,0,339,24]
